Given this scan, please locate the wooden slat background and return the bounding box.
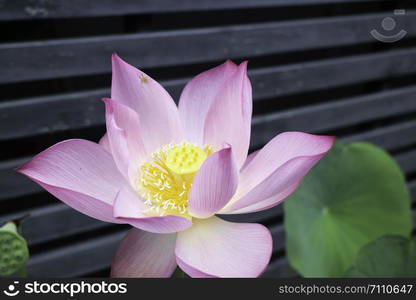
[0,0,415,278]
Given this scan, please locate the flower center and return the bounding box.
[165,144,207,175]
[136,142,213,217]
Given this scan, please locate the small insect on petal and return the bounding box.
[139,74,149,83]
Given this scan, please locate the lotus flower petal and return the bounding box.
[241,150,258,170]
[228,181,300,214]
[103,98,147,179]
[111,228,177,278]
[113,187,192,234]
[221,133,334,213]
[203,62,252,169]
[175,217,272,278]
[188,146,238,218]
[111,54,183,152]
[99,134,110,152]
[178,60,238,145]
[16,139,126,223]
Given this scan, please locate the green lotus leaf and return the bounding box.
[284,142,412,277]
[346,235,416,277]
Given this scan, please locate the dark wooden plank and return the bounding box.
[0,157,41,201]
[0,203,109,246]
[271,224,285,254]
[20,205,111,246]
[0,0,383,21]
[251,86,416,148]
[396,150,416,176]
[27,231,125,277]
[25,222,287,277]
[410,181,416,203]
[3,47,416,142]
[262,258,292,278]
[252,48,416,100]
[221,205,282,224]
[343,120,416,152]
[2,11,416,84]
[0,89,108,141]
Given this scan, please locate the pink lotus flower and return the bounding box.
[17,54,334,278]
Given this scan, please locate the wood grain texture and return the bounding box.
[1,11,416,84]
[0,0,384,20]
[3,48,416,142]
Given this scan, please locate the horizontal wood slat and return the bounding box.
[0,157,41,201]
[3,48,416,143]
[22,205,113,246]
[343,120,416,151]
[396,150,416,176]
[0,0,385,21]
[31,206,416,277]
[27,231,125,277]
[409,181,416,201]
[24,224,289,277]
[252,86,416,148]
[262,258,292,278]
[0,204,112,246]
[252,48,416,100]
[1,11,416,84]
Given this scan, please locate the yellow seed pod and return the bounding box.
[165,144,207,175]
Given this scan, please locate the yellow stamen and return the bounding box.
[136,142,213,217]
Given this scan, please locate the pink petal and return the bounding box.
[111,54,183,152]
[222,133,334,213]
[241,150,259,171]
[16,139,126,223]
[203,62,252,169]
[240,133,334,192]
[106,114,129,178]
[35,181,122,223]
[111,229,177,278]
[175,217,272,278]
[99,134,110,152]
[188,146,238,218]
[103,98,147,178]
[113,187,192,234]
[175,257,216,278]
[178,60,238,145]
[227,181,300,214]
